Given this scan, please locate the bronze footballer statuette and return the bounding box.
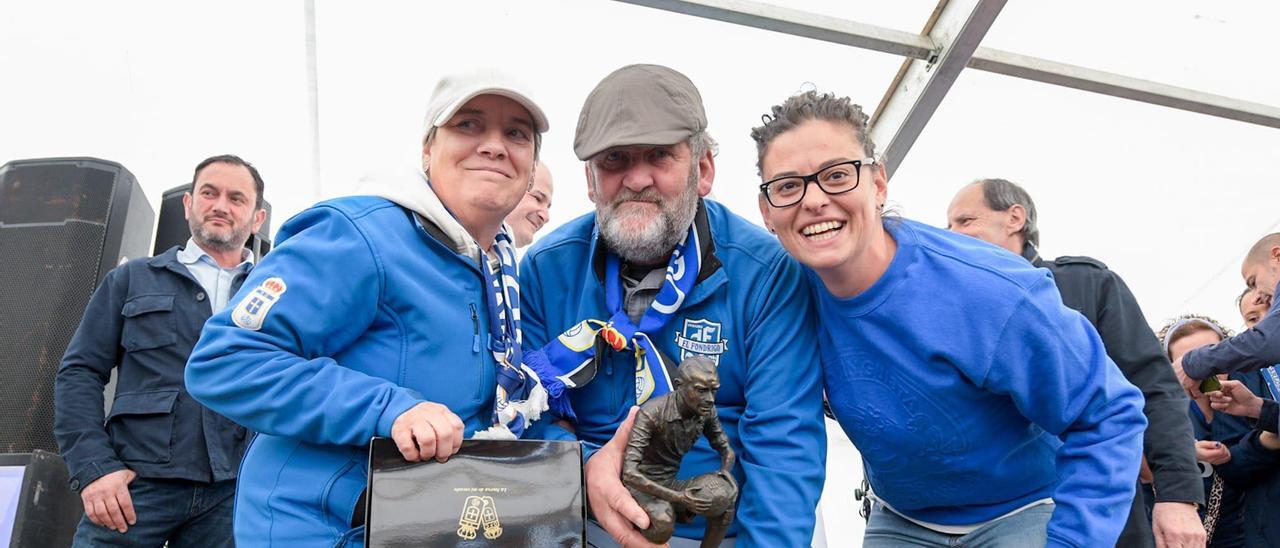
[622,356,738,547]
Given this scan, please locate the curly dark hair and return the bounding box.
[749,90,876,177]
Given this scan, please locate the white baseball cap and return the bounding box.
[423,69,549,137]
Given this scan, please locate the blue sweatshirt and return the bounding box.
[816,219,1145,548]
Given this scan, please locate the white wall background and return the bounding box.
[3,1,1278,544]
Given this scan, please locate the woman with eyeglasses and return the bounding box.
[750,91,1146,548]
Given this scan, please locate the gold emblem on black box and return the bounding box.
[457,495,503,540]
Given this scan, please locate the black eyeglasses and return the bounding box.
[758,158,876,208]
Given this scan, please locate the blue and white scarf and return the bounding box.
[472,230,547,439]
[527,225,702,416]
[1262,299,1280,400]
[1262,365,1280,400]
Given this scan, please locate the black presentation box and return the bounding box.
[366,438,584,547]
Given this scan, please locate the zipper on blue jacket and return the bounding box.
[469,303,480,353]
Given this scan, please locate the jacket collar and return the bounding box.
[590,198,723,285]
[176,237,253,269]
[1020,242,1044,267]
[149,245,251,287]
[356,167,484,263]
[149,246,201,285]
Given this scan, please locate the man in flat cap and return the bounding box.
[520,64,825,546]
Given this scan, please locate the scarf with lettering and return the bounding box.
[525,224,702,419]
[471,230,548,439]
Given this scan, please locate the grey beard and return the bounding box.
[596,168,700,266]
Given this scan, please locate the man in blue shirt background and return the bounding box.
[54,154,266,546]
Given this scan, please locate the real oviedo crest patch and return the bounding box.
[674,318,728,365]
[232,277,287,331]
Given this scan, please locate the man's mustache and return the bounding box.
[610,190,663,207]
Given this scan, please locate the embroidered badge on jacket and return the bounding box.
[232,277,287,331]
[674,318,728,364]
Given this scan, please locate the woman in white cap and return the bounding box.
[186,70,551,546]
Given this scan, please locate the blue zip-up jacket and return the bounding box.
[521,199,826,547]
[55,247,248,491]
[187,173,511,547]
[816,219,1145,548]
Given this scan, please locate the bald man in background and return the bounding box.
[506,161,554,248]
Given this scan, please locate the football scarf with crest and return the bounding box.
[536,224,702,408]
[1264,300,1280,400]
[1262,365,1280,400]
[472,230,547,439]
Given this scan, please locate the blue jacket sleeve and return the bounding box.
[1217,428,1280,488]
[733,255,826,547]
[1183,309,1280,379]
[186,205,422,445]
[1217,429,1280,489]
[984,277,1146,548]
[53,266,128,489]
[1213,374,1280,487]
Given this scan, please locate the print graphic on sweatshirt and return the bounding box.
[823,349,970,507]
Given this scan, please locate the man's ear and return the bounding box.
[695,148,715,197]
[182,192,193,221]
[584,163,598,204]
[1005,204,1027,237]
[251,208,267,235]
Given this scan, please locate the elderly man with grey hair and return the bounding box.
[947,178,1205,548]
[519,64,826,547]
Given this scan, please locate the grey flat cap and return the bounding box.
[573,64,707,161]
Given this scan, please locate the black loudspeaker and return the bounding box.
[152,184,272,260]
[0,451,81,547]
[0,157,154,454]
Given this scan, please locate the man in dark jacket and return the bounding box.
[1180,233,1280,432]
[947,178,1205,548]
[54,154,266,546]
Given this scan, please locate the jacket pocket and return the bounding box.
[107,389,179,464]
[335,525,365,548]
[121,294,178,351]
[321,457,365,536]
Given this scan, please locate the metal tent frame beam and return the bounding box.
[867,0,1006,179]
[616,0,1280,175]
